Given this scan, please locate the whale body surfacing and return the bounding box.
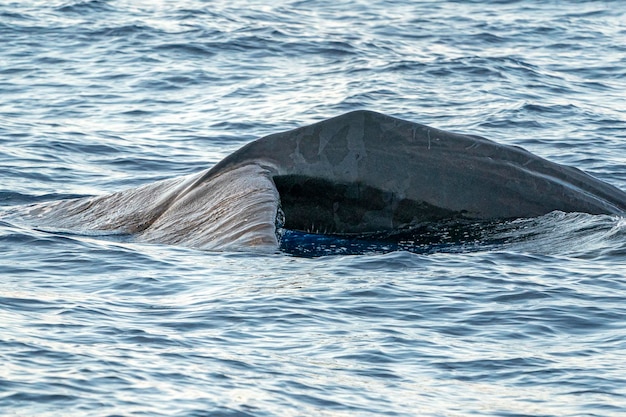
[12,110,626,252]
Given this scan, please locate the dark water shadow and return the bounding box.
[279,212,626,259]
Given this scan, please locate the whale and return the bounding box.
[11,110,626,252]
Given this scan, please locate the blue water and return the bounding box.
[2,0,626,415]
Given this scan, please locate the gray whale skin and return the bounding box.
[18,110,626,252]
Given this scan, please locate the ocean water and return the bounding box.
[1,0,626,415]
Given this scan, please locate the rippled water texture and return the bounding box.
[1,1,626,416]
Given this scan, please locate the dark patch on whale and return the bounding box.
[6,110,626,252]
[273,175,460,234]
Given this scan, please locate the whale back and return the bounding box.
[212,110,626,234]
[7,110,626,251]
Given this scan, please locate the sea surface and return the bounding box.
[1,1,626,416]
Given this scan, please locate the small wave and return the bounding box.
[154,42,217,58]
[56,0,114,14]
[0,191,87,206]
[493,212,626,260]
[88,23,161,38]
